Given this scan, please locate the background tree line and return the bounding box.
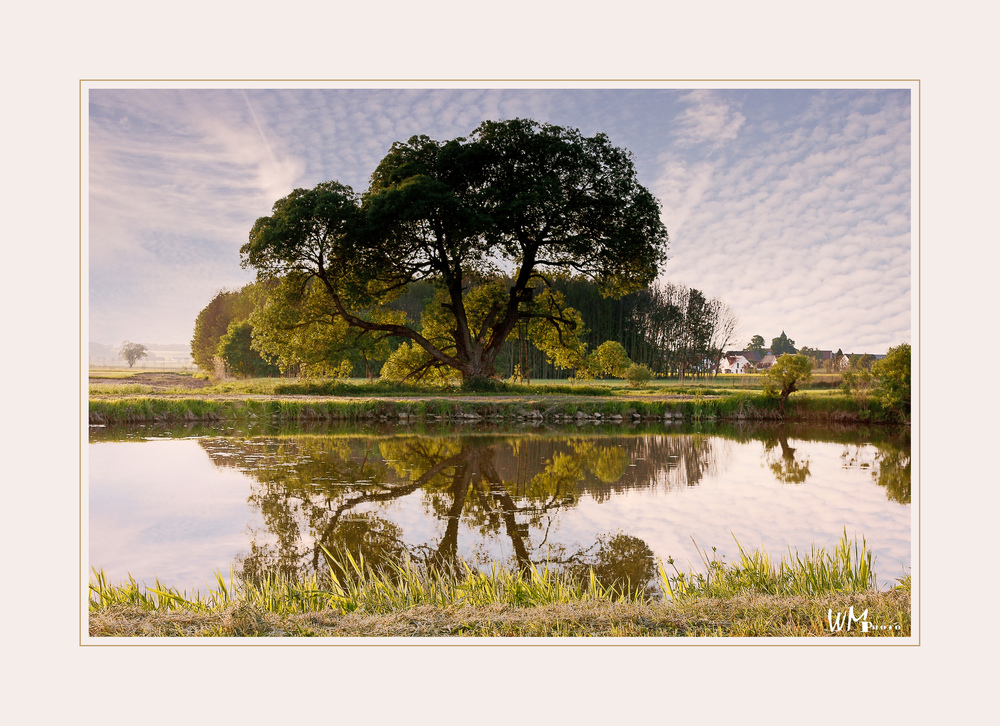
[191,276,739,381]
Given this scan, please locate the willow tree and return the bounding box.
[241,118,669,383]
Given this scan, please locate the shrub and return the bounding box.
[623,364,653,388]
[841,343,910,420]
[871,343,911,412]
[590,341,633,379]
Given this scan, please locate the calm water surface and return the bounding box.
[88,421,911,594]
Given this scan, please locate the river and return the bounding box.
[88,420,911,595]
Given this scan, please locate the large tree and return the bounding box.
[241,119,669,383]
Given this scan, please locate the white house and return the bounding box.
[719,354,753,374]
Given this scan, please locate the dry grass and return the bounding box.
[89,590,909,639]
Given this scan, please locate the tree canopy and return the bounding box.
[871,343,910,411]
[762,354,813,414]
[770,331,797,355]
[241,118,669,382]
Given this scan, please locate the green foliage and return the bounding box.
[840,343,911,420]
[840,365,873,399]
[770,331,797,355]
[90,527,907,638]
[376,280,597,383]
[250,275,398,378]
[459,377,513,393]
[762,354,813,413]
[500,277,649,381]
[216,320,282,378]
[627,282,736,379]
[380,341,458,384]
[871,343,911,412]
[570,533,656,599]
[524,287,593,378]
[746,334,765,351]
[590,340,633,378]
[623,364,653,387]
[191,286,260,372]
[797,346,826,368]
[244,181,367,296]
[850,353,876,371]
[828,348,848,373]
[92,553,641,622]
[118,341,148,367]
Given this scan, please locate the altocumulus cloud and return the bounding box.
[656,89,911,353]
[88,86,911,352]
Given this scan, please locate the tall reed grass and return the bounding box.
[91,532,888,617]
[659,530,878,600]
[90,551,639,619]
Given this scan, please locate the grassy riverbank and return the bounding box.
[88,390,906,426]
[89,534,911,638]
[88,370,909,424]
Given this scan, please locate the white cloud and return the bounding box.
[656,89,910,352]
[673,90,746,147]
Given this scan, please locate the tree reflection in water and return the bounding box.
[840,434,911,504]
[761,430,812,484]
[193,424,909,594]
[199,432,722,594]
[749,424,909,501]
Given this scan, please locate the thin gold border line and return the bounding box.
[80,80,919,647]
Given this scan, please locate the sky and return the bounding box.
[87,84,912,355]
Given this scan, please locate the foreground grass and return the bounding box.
[89,536,910,638]
[89,592,909,637]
